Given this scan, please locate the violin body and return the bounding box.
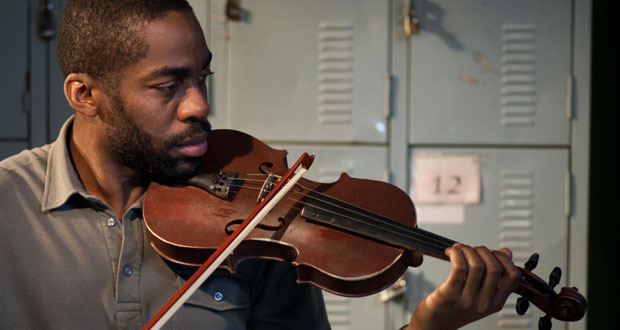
[144,129,419,297]
[144,129,587,325]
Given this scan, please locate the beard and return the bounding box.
[105,96,211,185]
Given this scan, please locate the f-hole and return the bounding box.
[225,217,286,235]
[258,162,274,175]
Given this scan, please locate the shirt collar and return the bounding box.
[40,116,145,215]
[41,116,92,212]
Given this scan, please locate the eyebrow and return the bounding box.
[144,53,212,81]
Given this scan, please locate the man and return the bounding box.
[0,1,520,329]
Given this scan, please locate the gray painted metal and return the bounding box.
[0,1,29,139]
[275,144,388,183]
[216,0,389,143]
[408,147,569,330]
[568,2,591,330]
[409,0,572,145]
[48,1,73,143]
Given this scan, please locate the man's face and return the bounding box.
[104,10,212,184]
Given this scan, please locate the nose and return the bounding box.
[177,85,210,122]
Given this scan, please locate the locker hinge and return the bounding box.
[22,70,31,114]
[383,72,392,119]
[565,74,574,120]
[564,171,573,217]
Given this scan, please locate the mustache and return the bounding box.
[168,120,212,145]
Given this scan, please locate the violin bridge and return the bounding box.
[257,174,277,203]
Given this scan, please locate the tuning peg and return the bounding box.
[525,253,539,271]
[538,314,552,330]
[548,267,561,289]
[516,295,530,315]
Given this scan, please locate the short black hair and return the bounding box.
[57,0,192,89]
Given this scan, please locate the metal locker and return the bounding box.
[409,0,572,145]
[48,0,73,141]
[209,0,389,143]
[408,147,569,330]
[277,144,389,330]
[0,1,29,139]
[276,144,388,183]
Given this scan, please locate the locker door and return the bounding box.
[278,144,388,330]
[409,0,572,145]
[211,0,389,143]
[409,148,569,330]
[276,144,388,183]
[0,1,29,139]
[49,0,73,140]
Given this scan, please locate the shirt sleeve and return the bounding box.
[237,259,331,330]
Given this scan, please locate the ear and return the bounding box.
[64,73,104,118]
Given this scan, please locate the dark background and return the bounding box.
[588,0,619,329]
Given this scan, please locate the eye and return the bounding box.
[155,81,179,95]
[197,71,214,84]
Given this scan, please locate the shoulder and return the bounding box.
[0,144,50,192]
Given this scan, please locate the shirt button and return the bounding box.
[124,266,133,276]
[213,291,223,301]
[107,217,116,227]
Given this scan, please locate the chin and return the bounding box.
[147,158,202,185]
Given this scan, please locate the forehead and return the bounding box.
[127,10,211,78]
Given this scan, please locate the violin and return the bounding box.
[143,129,587,329]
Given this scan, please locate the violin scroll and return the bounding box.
[514,253,587,329]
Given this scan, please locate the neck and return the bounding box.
[69,116,146,219]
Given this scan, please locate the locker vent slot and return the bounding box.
[318,22,354,124]
[500,23,537,127]
[323,292,352,330]
[498,170,534,329]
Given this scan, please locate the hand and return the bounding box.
[405,244,521,330]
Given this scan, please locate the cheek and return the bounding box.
[126,99,179,134]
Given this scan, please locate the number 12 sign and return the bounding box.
[412,154,481,205]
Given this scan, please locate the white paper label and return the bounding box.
[412,154,481,205]
[416,205,465,225]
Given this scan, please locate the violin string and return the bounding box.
[232,173,455,249]
[224,175,454,253]
[226,181,452,255]
[285,189,455,252]
[227,175,454,252]
[229,174,454,251]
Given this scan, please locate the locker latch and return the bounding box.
[226,0,243,21]
[403,0,420,35]
[39,0,56,40]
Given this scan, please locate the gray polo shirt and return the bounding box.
[0,117,330,330]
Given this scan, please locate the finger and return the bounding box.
[496,247,513,259]
[459,245,485,307]
[440,244,468,305]
[474,246,503,312]
[492,250,521,307]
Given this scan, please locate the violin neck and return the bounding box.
[300,192,455,261]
